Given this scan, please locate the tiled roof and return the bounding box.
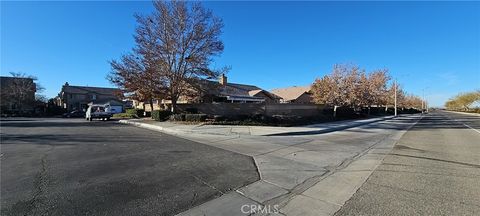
[200,79,279,100]
[271,86,311,101]
[62,85,121,96]
[248,89,263,96]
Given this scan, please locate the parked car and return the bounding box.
[62,110,85,118]
[86,105,112,121]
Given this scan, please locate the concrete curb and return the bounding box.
[443,110,480,116]
[266,116,395,136]
[119,115,397,138]
[119,119,190,135]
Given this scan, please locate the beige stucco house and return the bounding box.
[271,86,314,104]
[135,74,281,111]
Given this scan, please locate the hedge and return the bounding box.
[152,110,171,121]
[184,107,198,114]
[185,114,207,122]
[170,114,186,121]
[126,108,144,117]
[113,113,137,118]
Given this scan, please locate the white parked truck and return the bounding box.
[86,104,112,121]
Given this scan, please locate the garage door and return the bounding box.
[110,106,123,114]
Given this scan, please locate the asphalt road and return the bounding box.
[336,111,480,215]
[0,118,259,216]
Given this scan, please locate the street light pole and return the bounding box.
[421,87,428,113]
[421,89,424,113]
[394,79,397,117]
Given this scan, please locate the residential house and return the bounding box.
[88,99,125,114]
[271,86,314,104]
[134,74,281,111]
[208,74,281,103]
[0,76,36,114]
[56,82,123,112]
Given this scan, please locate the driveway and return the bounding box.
[0,118,259,216]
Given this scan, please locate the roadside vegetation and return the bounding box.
[311,64,424,117]
[108,0,228,113]
[445,90,480,113]
[107,1,425,126]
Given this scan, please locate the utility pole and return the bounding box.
[394,80,397,117]
[421,99,424,113]
[423,90,428,113]
[422,88,426,113]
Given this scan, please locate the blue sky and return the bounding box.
[2,1,479,107]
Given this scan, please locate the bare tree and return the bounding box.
[109,53,165,112]
[1,72,43,112]
[109,0,226,113]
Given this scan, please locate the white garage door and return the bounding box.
[110,106,123,114]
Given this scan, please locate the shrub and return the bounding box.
[126,108,145,117]
[251,114,266,122]
[184,107,198,114]
[126,108,136,115]
[152,110,171,121]
[144,111,151,117]
[113,113,137,118]
[170,113,186,121]
[226,114,250,121]
[185,114,207,122]
[213,115,225,122]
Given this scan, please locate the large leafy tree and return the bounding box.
[108,0,226,113]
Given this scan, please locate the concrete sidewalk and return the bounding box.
[119,115,395,137]
[119,114,422,216]
[444,110,480,117]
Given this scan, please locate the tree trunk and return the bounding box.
[149,99,153,112]
[149,99,154,118]
[333,105,338,118]
[171,97,177,113]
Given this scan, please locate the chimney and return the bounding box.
[65,82,69,86]
[219,74,227,86]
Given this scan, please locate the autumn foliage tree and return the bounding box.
[108,0,226,112]
[311,64,423,116]
[445,91,480,111]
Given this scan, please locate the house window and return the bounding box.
[92,94,97,100]
[69,94,73,99]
